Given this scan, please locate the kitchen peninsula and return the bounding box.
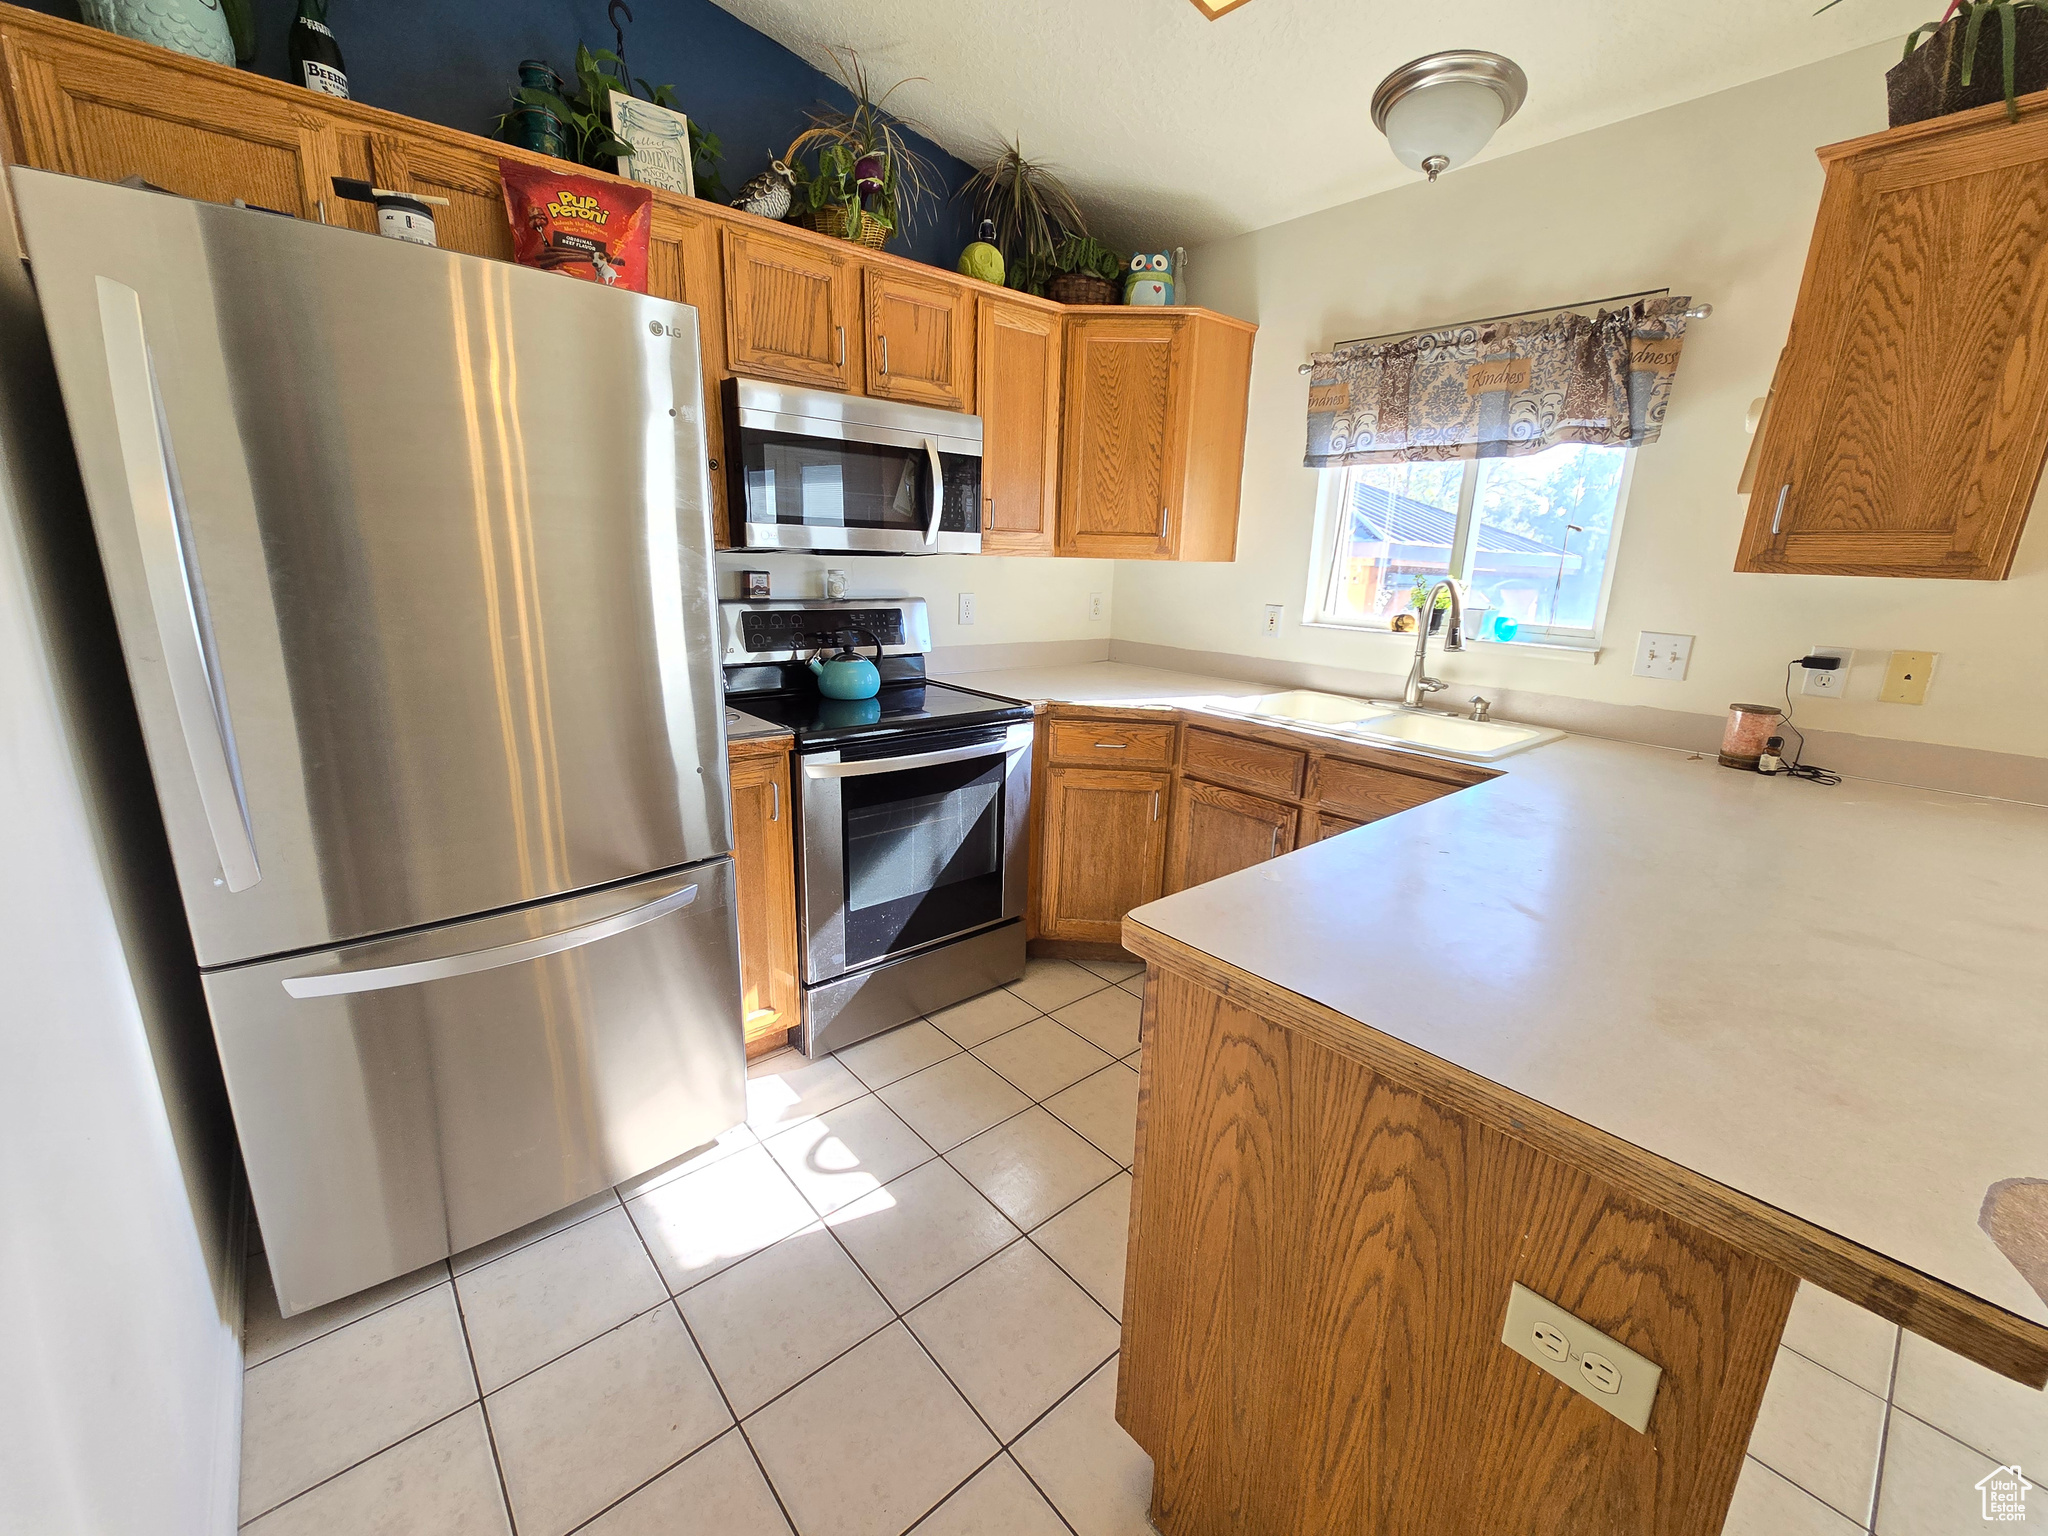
[1098,722,2048,1536]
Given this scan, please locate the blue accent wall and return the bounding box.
[24,0,976,267]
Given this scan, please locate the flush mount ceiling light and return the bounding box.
[1185,0,1256,15]
[1370,50,1528,182]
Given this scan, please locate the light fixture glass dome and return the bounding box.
[1371,51,1528,182]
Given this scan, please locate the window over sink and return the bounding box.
[1303,441,1635,652]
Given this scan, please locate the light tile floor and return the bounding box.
[239,956,1154,1536]
[236,956,2042,1535]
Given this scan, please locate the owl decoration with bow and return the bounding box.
[1124,251,1174,306]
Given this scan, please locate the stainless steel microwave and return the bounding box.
[725,378,983,555]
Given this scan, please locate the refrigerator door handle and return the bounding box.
[923,436,943,548]
[96,277,262,892]
[281,882,700,998]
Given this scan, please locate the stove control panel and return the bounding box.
[719,597,931,663]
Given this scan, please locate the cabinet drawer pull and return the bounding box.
[1270,825,1281,856]
[770,781,779,822]
[1772,482,1790,535]
[836,326,845,367]
[1094,741,1128,749]
[880,335,889,374]
[985,496,993,531]
[1153,789,1161,821]
[1159,506,1170,539]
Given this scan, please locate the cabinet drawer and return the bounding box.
[1316,758,1459,822]
[1182,726,1306,799]
[1049,719,1176,766]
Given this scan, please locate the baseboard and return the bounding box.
[1107,639,2048,804]
[926,637,1111,676]
[1029,938,1138,962]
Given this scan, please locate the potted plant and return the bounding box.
[1826,0,2048,125]
[496,45,725,199]
[960,139,1090,296]
[784,49,938,250]
[1045,234,1125,305]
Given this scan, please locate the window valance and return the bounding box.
[1303,295,1692,469]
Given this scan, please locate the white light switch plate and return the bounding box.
[1500,1282,1663,1433]
[1632,632,1693,681]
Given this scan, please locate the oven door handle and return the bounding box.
[803,738,1011,779]
[922,437,943,548]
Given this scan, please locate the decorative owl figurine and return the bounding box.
[729,160,796,221]
[1124,251,1174,306]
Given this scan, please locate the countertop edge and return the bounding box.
[1122,915,2048,1390]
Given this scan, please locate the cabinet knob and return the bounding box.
[708,457,720,471]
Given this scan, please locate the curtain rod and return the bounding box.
[1296,288,1713,375]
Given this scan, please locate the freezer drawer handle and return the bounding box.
[97,277,262,893]
[281,883,700,998]
[803,738,1012,780]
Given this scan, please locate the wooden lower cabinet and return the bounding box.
[1037,764,1171,944]
[728,741,799,1057]
[1167,780,1298,894]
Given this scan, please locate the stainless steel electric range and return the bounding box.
[721,598,1034,1058]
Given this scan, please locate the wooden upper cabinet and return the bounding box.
[1037,764,1171,944]
[0,12,371,228]
[865,266,972,409]
[1058,308,1253,561]
[976,294,1062,555]
[721,224,857,390]
[1737,95,2048,579]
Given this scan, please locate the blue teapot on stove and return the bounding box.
[807,629,882,701]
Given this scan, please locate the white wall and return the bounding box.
[1120,42,2048,763]
[0,240,241,1533]
[717,550,1113,656]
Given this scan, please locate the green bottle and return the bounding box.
[289,0,347,99]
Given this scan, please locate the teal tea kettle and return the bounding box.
[807,630,882,700]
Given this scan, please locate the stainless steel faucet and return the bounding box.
[1401,578,1466,708]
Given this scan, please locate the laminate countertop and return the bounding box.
[1123,722,2048,1334]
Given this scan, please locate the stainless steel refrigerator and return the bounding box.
[11,167,745,1317]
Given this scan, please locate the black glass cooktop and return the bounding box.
[728,680,1033,748]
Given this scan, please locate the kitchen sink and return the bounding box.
[1346,710,1561,762]
[1213,689,1396,727]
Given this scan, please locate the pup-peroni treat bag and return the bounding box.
[499,160,652,291]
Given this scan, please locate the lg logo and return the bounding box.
[648,320,684,339]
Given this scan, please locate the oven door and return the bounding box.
[731,386,982,555]
[798,722,1032,984]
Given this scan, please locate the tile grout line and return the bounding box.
[445,1266,522,1536]
[234,1401,481,1528]
[1863,1327,1904,1531]
[241,1258,452,1374]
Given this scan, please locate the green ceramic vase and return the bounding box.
[80,0,236,68]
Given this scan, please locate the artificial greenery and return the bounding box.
[1004,233,1123,298]
[1822,0,2048,120]
[784,48,939,238]
[960,139,1088,291]
[496,45,726,199]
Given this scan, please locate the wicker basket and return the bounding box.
[1049,272,1119,306]
[798,204,889,249]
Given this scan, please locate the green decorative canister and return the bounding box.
[80,0,236,67]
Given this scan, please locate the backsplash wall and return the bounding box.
[1129,41,2048,764]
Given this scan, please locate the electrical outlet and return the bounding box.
[1800,645,1854,698]
[1262,604,1283,639]
[1500,1282,1663,1433]
[957,593,976,626]
[1631,631,1693,681]
[1089,592,1104,622]
[1879,650,1936,705]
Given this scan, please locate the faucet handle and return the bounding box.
[1418,676,1447,695]
[1469,694,1492,722]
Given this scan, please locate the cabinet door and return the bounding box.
[0,16,367,227]
[866,267,972,408]
[1167,780,1299,895]
[1059,315,1186,558]
[978,295,1062,554]
[722,225,856,389]
[1039,766,1171,944]
[1735,107,2048,579]
[729,749,800,1054]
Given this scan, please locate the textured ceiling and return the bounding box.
[710,0,1928,251]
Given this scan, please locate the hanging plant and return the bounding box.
[784,48,940,244]
[959,139,1089,295]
